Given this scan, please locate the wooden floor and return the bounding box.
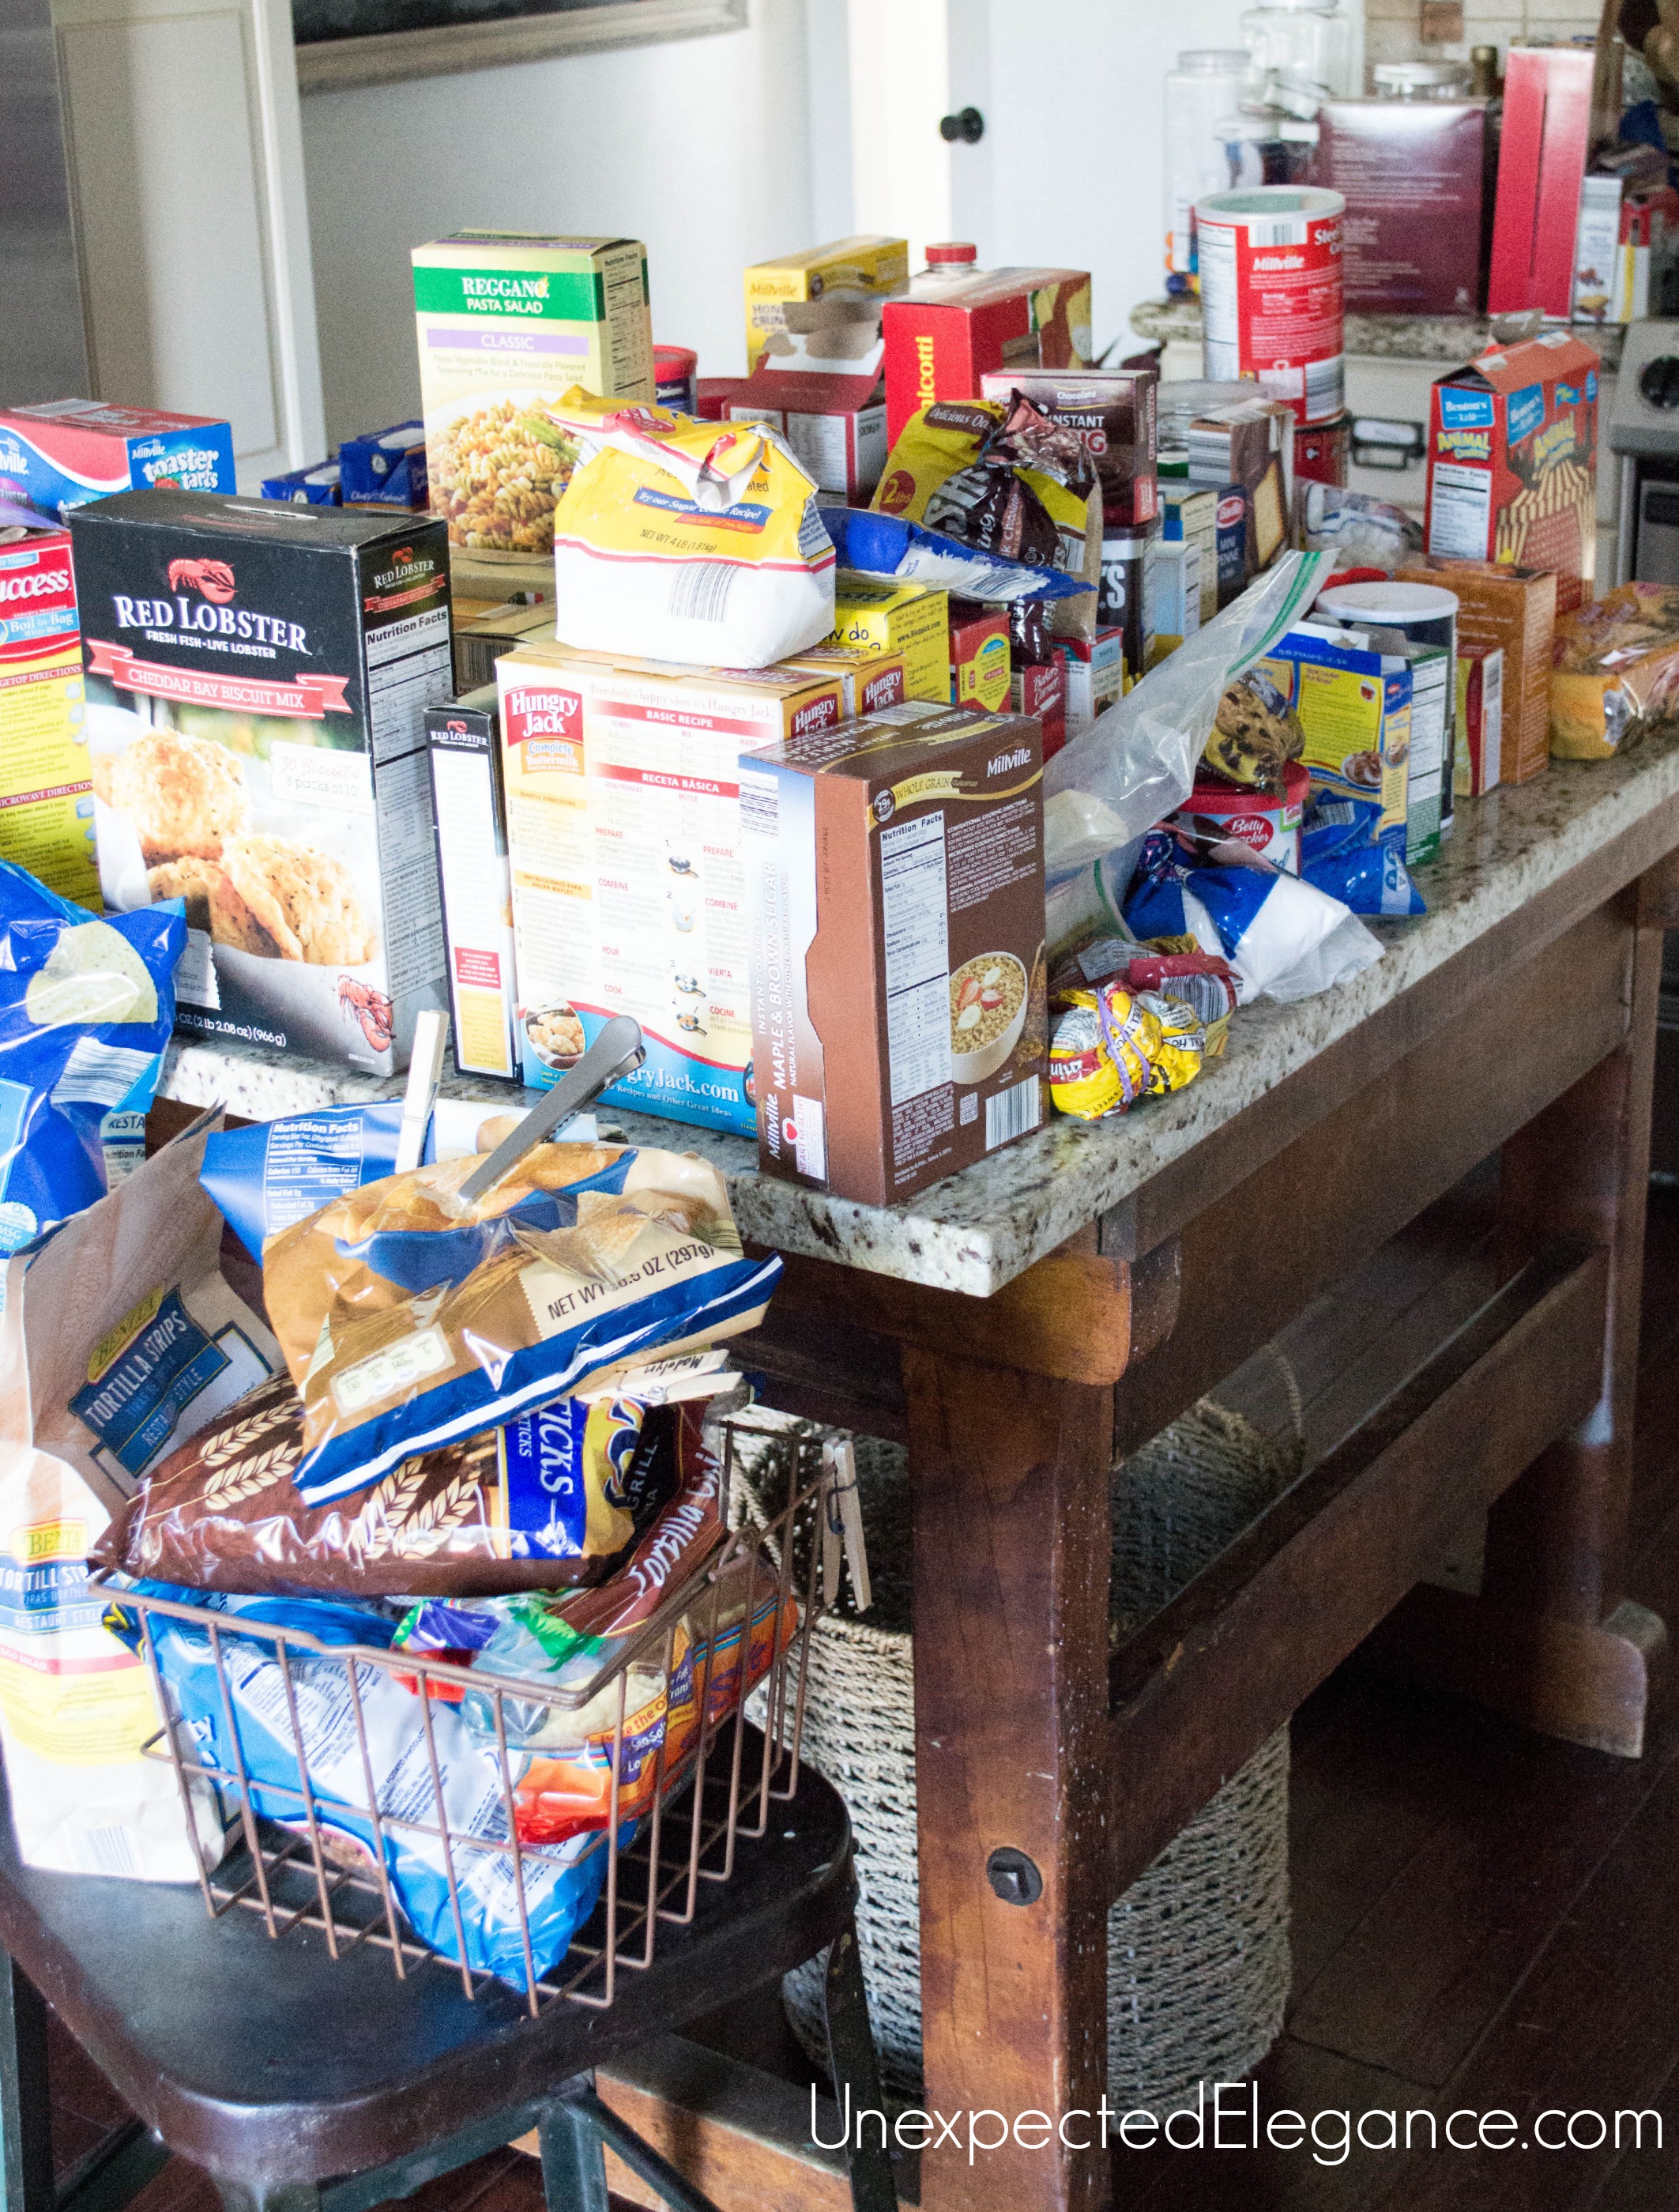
[44,1171,1679,2212]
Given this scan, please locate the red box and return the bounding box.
[0,525,77,664]
[1011,655,1067,758]
[1424,332,1598,595]
[882,268,1091,446]
[1488,47,1594,318]
[948,601,1010,711]
[727,367,887,499]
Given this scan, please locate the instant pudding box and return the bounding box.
[495,639,848,1136]
[68,491,454,1073]
[740,701,1047,1207]
[412,233,655,556]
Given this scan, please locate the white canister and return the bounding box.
[1195,186,1346,424]
[1317,577,1460,840]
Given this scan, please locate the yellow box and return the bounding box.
[0,639,100,909]
[829,574,949,702]
[783,644,907,718]
[744,236,909,370]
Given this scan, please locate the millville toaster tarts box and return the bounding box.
[412,234,655,556]
[0,401,234,524]
[495,640,848,1135]
[740,701,1047,1206]
[1424,333,1599,597]
[68,491,454,1074]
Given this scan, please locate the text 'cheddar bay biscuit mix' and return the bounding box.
[68,491,454,1073]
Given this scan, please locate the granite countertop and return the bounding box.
[1129,296,1628,371]
[158,732,1679,1301]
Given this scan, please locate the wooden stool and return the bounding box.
[0,1743,894,2212]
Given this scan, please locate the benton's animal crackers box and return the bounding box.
[69,490,453,1073]
[740,701,1046,1207]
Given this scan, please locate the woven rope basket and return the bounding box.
[740,1402,1295,2108]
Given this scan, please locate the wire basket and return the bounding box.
[92,1419,831,2020]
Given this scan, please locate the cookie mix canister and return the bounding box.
[1317,578,1460,839]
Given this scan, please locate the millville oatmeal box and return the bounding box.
[740,701,1047,1207]
[67,491,453,1074]
[412,234,654,557]
[1424,332,1599,604]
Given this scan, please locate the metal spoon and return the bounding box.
[456,1015,646,1207]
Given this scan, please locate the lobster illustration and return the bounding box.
[338,976,393,1053]
[167,557,237,605]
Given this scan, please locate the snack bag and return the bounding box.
[1201,665,1306,795]
[1300,794,1425,917]
[259,1140,779,1505]
[548,393,835,669]
[0,860,186,1281]
[871,397,1098,577]
[96,1377,721,1600]
[1549,583,1679,759]
[115,1581,613,1992]
[0,1116,279,1876]
[1126,834,1383,1005]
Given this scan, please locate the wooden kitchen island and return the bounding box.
[159,729,1679,2212]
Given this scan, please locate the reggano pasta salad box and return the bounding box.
[68,490,454,1074]
[412,233,655,558]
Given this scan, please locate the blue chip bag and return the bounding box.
[1301,794,1425,918]
[0,861,185,1268]
[111,1580,619,1992]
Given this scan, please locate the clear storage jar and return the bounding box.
[1164,51,1250,288]
[1241,0,1354,120]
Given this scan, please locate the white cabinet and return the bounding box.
[51,0,325,486]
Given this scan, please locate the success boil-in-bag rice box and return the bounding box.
[412,234,655,557]
[69,490,453,1074]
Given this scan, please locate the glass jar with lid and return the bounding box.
[1164,51,1250,291]
[1372,59,1475,100]
[1241,0,1355,120]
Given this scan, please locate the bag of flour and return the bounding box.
[548,393,836,668]
[0,1112,280,1877]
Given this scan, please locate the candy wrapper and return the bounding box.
[1048,985,1206,1122]
[237,1130,777,1507]
[0,859,186,1278]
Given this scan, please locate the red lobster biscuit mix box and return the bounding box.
[68,492,453,1072]
[882,269,1092,445]
[495,640,846,1136]
[740,701,1047,1206]
[0,526,100,907]
[1424,333,1599,598]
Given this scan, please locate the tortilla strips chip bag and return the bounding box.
[0,1114,280,1876]
[262,1138,779,1508]
[547,389,836,668]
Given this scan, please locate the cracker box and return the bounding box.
[740,701,1046,1205]
[338,423,429,509]
[1261,627,1410,854]
[425,685,519,1081]
[744,236,909,371]
[453,598,555,694]
[260,463,341,506]
[1397,556,1556,785]
[726,370,888,500]
[1423,333,1598,596]
[829,574,949,700]
[412,233,654,556]
[882,269,1093,445]
[948,602,1011,713]
[68,491,453,1072]
[0,402,234,524]
[0,526,100,906]
[1456,642,1504,797]
[495,642,847,1135]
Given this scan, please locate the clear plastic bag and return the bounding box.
[1043,550,1331,883]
